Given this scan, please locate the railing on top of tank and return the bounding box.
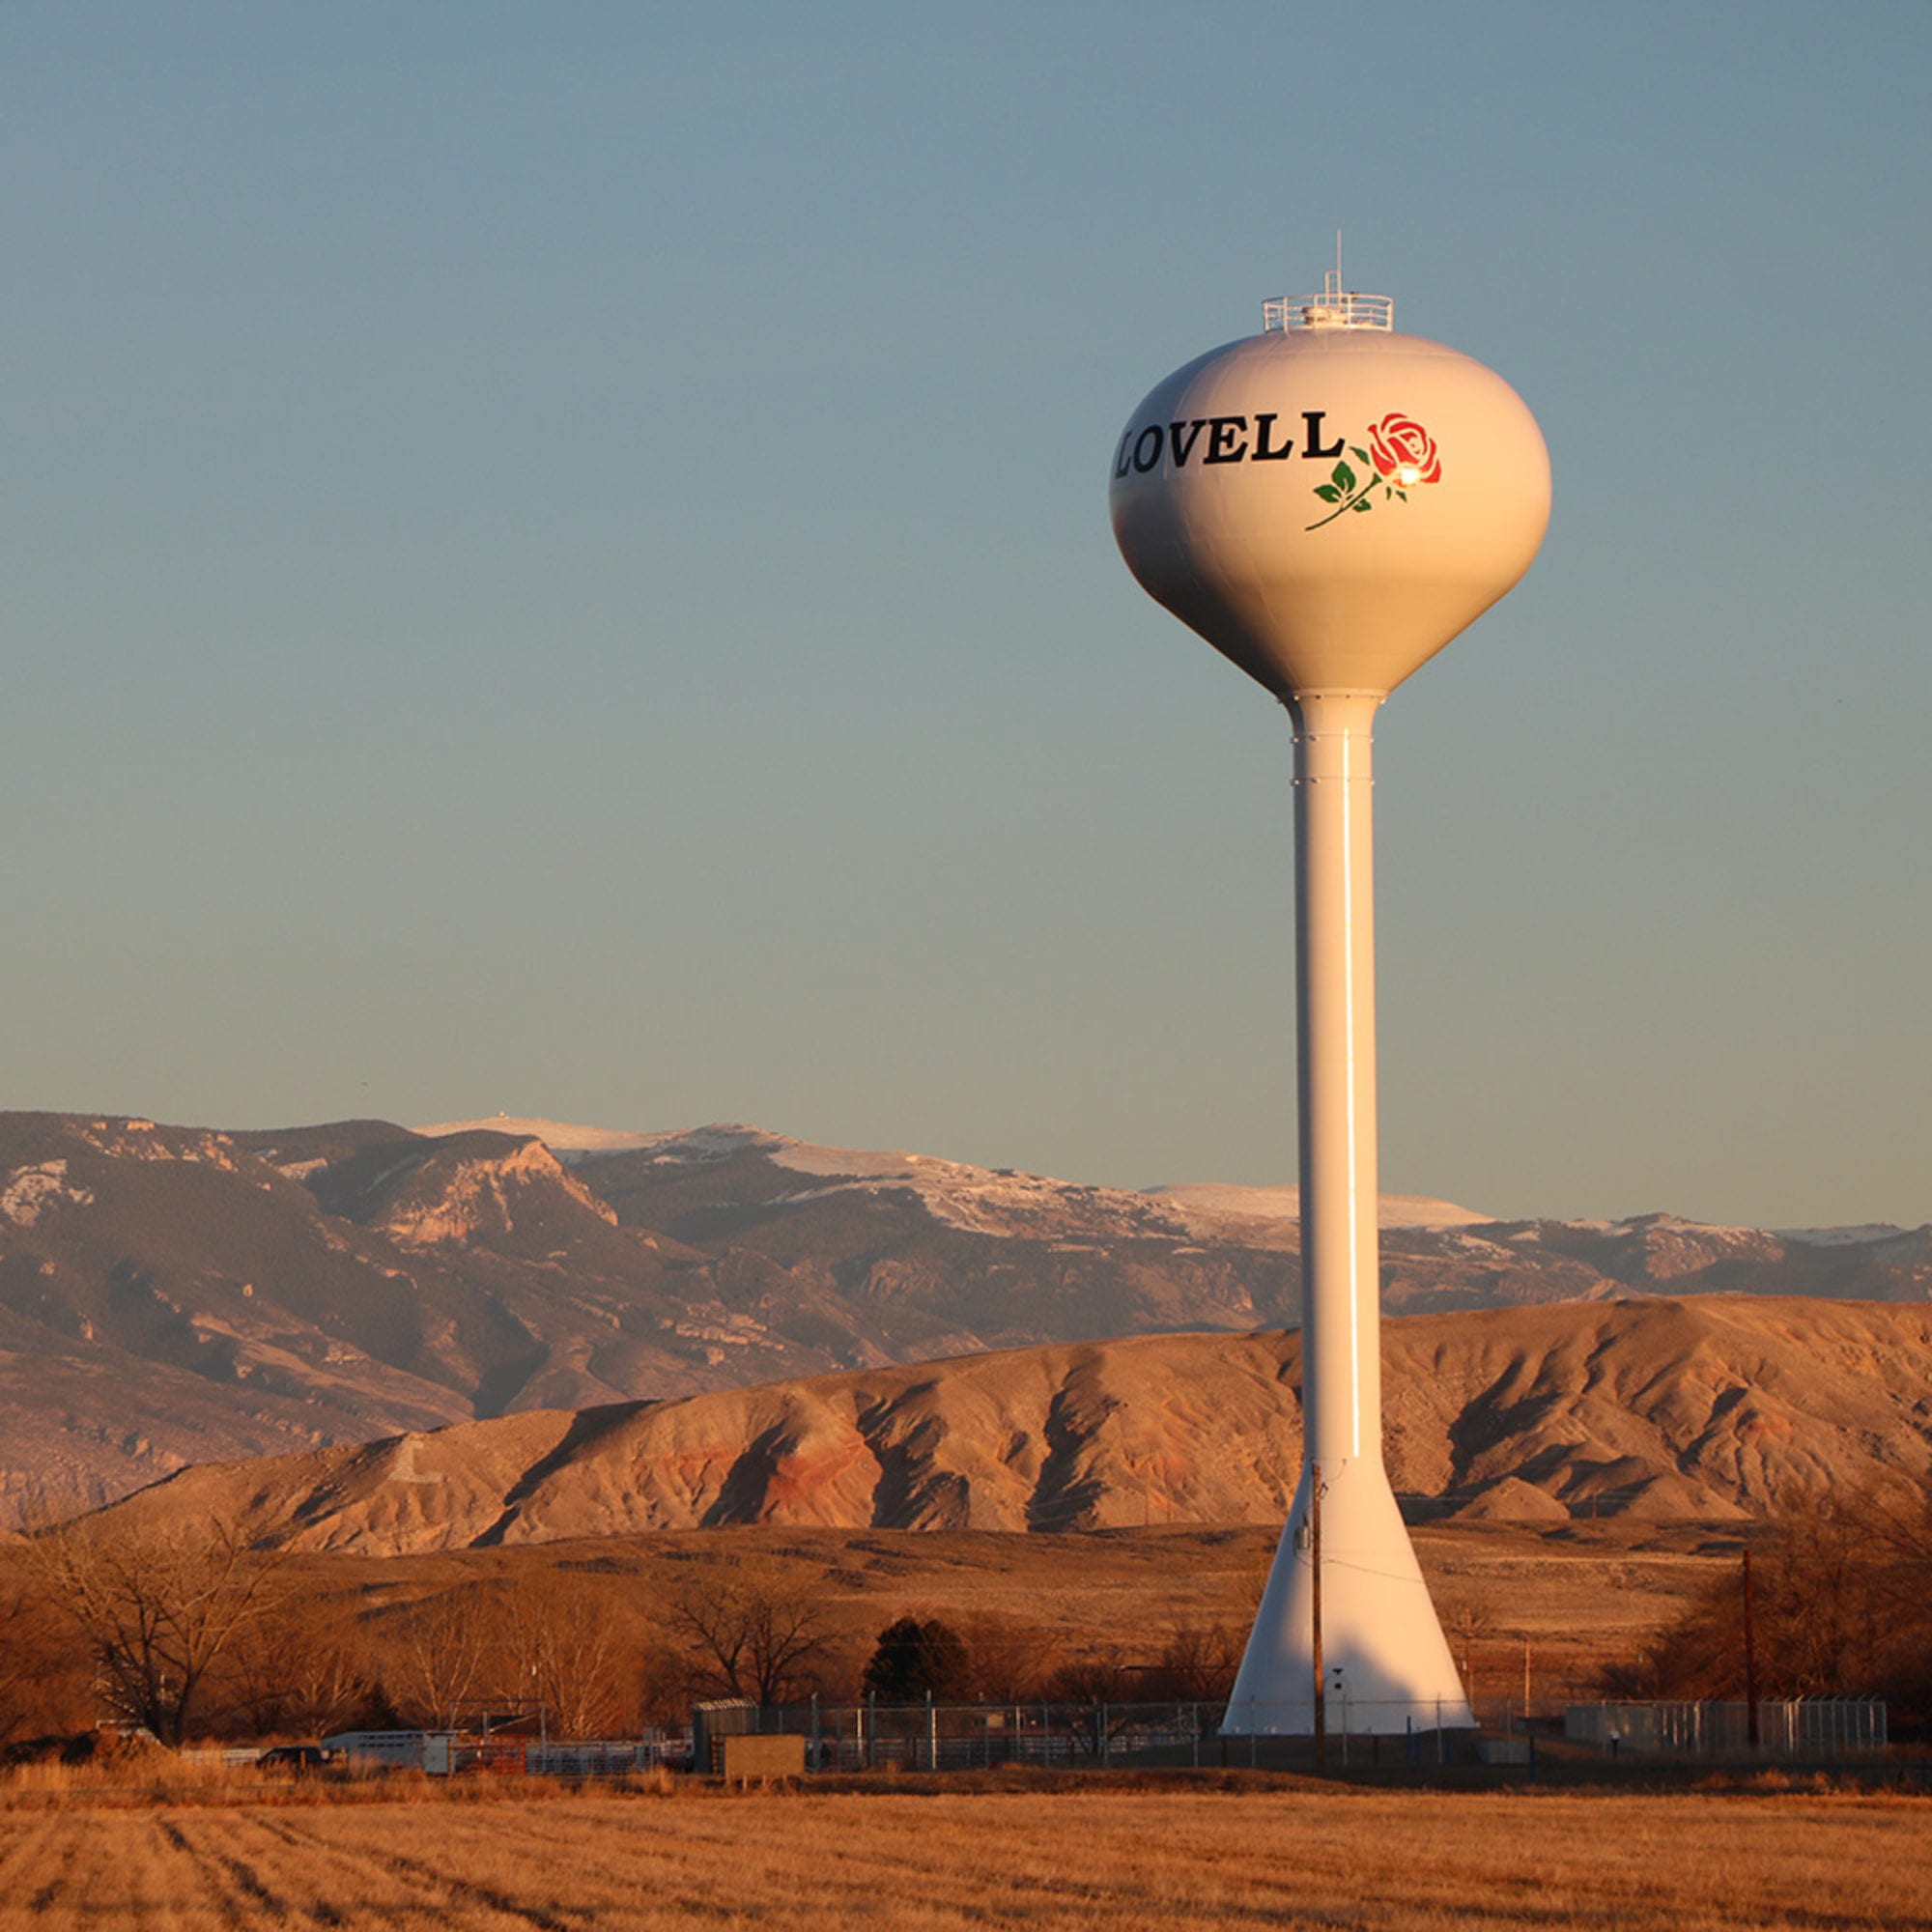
[1263,291,1395,333]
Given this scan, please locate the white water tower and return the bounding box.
[1111,271,1549,1734]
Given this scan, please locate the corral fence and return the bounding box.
[1566,1699,1888,1758]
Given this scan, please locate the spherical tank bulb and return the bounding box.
[1109,286,1550,700]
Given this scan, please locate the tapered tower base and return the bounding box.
[1222,1458,1473,1736]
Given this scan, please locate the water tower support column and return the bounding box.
[1219,691,1473,1736]
[1293,689,1384,1473]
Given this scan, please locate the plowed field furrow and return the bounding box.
[236,1812,544,1927]
[155,1817,263,1929]
[2,1817,75,1920]
[373,1813,616,1929]
[412,1806,750,1918]
[384,1808,717,1920]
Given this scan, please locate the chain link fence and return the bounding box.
[695,1694,1891,1773]
[696,1697,1477,1772]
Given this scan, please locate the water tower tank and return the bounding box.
[1110,279,1549,698]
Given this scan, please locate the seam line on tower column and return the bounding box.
[1341,722,1361,1461]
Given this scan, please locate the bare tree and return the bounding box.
[384,1586,493,1730]
[666,1565,833,1706]
[233,1614,375,1739]
[24,1517,286,1745]
[0,1558,60,1743]
[1151,1620,1244,1701]
[1614,1478,1932,1720]
[952,1615,1059,1703]
[500,1572,630,1739]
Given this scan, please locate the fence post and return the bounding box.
[867,1691,876,1771]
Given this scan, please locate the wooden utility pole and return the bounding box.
[1310,1465,1326,1771]
[1743,1548,1760,1750]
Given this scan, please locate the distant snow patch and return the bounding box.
[413,1116,679,1156]
[1,1160,95,1228]
[1775,1224,1907,1247]
[1146,1182,1492,1231]
[1625,1214,1764,1239]
[769,1141,929,1180]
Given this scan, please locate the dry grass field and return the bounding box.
[270,1517,1723,1707]
[0,1777,1926,1929]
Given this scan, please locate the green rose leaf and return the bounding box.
[1314,484,1341,502]
[1350,497,1372,512]
[1332,461,1355,492]
[1350,445,1372,467]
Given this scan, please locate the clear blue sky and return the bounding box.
[5,3,1928,1226]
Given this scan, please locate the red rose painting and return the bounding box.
[1307,413,1444,529]
[1367,413,1442,485]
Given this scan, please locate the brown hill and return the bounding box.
[96,1296,1932,1554]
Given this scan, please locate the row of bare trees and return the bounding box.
[1607,1480,1932,1726]
[0,1518,1253,1748]
[0,1521,683,1746]
[667,1589,1251,1710]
